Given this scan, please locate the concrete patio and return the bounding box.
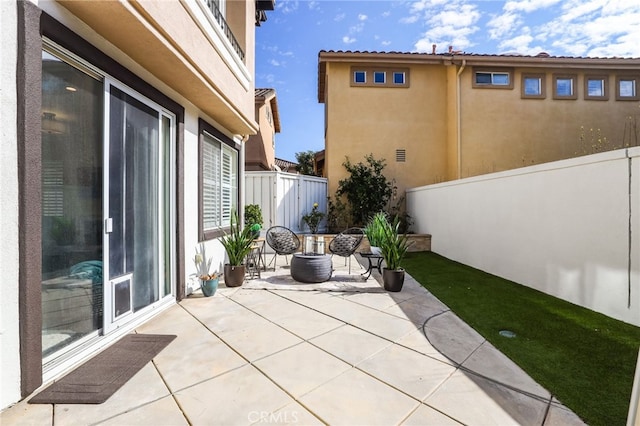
[1,254,586,425]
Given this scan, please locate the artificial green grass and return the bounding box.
[403,252,640,426]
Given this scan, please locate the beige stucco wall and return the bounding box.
[57,0,257,135]
[324,62,449,201]
[458,67,640,178]
[246,101,276,170]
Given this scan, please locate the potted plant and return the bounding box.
[194,243,219,297]
[363,212,387,255]
[379,215,413,292]
[244,204,263,240]
[301,202,325,234]
[219,211,254,287]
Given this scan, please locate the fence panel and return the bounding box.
[406,147,640,326]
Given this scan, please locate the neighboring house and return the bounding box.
[318,50,640,200]
[1,0,273,410]
[245,88,281,171]
[274,157,298,172]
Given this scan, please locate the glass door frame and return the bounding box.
[102,77,176,334]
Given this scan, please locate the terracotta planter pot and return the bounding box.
[224,264,245,287]
[382,268,405,292]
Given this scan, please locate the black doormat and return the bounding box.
[29,333,176,405]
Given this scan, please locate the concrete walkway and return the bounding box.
[2,255,585,425]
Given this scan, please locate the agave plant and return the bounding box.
[363,211,387,248]
[219,211,254,266]
[379,215,413,271]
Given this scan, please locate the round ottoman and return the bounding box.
[290,254,332,283]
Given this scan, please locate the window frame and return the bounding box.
[350,66,409,88]
[472,68,514,89]
[353,70,366,84]
[584,74,609,101]
[521,73,546,99]
[553,74,578,100]
[616,75,639,101]
[393,71,406,85]
[373,71,386,84]
[198,119,240,240]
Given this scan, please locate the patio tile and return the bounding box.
[424,310,486,365]
[382,295,450,325]
[299,368,420,426]
[273,307,344,340]
[425,369,549,426]
[259,401,324,425]
[227,288,289,310]
[253,342,351,398]
[544,403,587,425]
[338,291,403,311]
[52,363,170,425]
[394,329,452,364]
[175,364,293,425]
[309,324,392,365]
[270,288,341,310]
[0,399,52,426]
[216,321,303,362]
[462,340,551,400]
[184,297,271,336]
[348,308,419,342]
[357,344,456,401]
[100,395,188,426]
[403,404,464,425]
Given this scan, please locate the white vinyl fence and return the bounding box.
[407,147,640,326]
[245,171,328,234]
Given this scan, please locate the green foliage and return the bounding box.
[301,202,325,234]
[219,212,254,266]
[403,252,640,426]
[244,204,263,228]
[336,154,392,226]
[295,150,317,176]
[387,195,413,234]
[379,214,412,270]
[326,196,350,232]
[363,212,387,247]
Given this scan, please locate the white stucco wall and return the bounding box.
[0,0,22,409]
[407,148,640,326]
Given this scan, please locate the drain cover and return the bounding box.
[499,330,516,338]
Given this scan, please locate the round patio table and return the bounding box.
[290,253,332,283]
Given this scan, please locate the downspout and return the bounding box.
[240,134,249,226]
[456,59,466,179]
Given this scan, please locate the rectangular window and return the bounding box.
[553,74,577,99]
[521,74,545,99]
[393,72,405,84]
[472,68,513,89]
[350,66,409,88]
[616,76,639,100]
[199,121,239,239]
[585,75,608,100]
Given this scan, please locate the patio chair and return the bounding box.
[329,227,364,274]
[265,226,300,268]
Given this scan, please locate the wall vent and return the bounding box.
[396,149,406,162]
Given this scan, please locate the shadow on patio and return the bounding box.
[1,253,585,425]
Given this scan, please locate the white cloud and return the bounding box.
[276,0,299,14]
[411,2,481,52]
[269,59,281,67]
[382,11,391,18]
[342,36,356,44]
[358,14,368,21]
[307,1,319,10]
[381,40,392,46]
[504,0,562,13]
[334,12,346,22]
[487,12,521,40]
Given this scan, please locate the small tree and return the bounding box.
[295,151,317,176]
[336,154,392,226]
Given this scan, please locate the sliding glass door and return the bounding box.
[41,44,175,359]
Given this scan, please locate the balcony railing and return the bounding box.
[204,0,245,61]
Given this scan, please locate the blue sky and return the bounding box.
[255,0,640,162]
